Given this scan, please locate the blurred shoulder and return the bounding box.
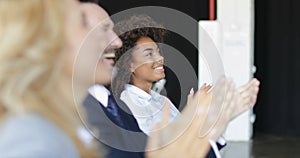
[0,113,79,158]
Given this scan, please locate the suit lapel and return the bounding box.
[83,94,147,153]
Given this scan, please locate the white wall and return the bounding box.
[199,0,255,141]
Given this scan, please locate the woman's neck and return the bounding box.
[131,79,152,94]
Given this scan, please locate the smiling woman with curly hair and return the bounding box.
[112,15,167,97]
[111,15,179,135]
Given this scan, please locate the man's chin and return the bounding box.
[95,77,111,86]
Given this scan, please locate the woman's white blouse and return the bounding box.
[120,84,180,135]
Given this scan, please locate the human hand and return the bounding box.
[199,78,260,140]
[145,84,214,158]
[230,78,260,121]
[198,78,238,141]
[145,78,235,158]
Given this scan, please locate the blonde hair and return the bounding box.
[0,0,98,157]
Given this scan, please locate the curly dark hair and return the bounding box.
[111,15,168,97]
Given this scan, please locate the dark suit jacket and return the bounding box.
[83,94,147,158]
[83,94,224,158]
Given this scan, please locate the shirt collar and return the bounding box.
[125,84,152,101]
[88,85,110,107]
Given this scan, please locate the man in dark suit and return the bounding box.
[79,2,225,158]
[79,2,147,158]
